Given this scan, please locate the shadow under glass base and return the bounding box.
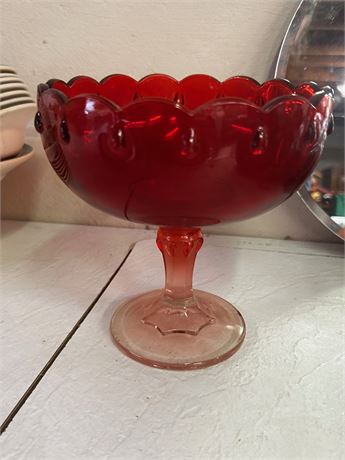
[111,289,246,370]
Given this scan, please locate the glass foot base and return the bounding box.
[111,289,246,370]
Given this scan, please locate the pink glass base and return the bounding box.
[111,289,245,370]
[111,227,245,369]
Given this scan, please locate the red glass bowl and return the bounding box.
[35,74,334,370]
[35,74,334,227]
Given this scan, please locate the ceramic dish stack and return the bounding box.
[0,65,36,180]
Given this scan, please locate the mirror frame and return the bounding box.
[273,0,344,240]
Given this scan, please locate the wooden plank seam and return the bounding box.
[0,245,134,435]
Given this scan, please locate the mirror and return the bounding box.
[274,0,344,240]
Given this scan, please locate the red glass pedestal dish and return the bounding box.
[35,74,333,369]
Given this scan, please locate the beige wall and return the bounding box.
[0,0,338,241]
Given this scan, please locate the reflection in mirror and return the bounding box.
[275,0,344,239]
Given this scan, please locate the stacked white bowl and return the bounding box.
[0,65,36,179]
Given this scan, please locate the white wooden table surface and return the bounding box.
[0,220,343,460]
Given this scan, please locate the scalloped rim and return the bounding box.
[46,73,315,89]
[37,74,334,115]
[56,93,324,118]
[37,89,330,118]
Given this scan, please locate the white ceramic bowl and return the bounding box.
[0,104,36,159]
[0,89,32,101]
[0,65,16,74]
[0,82,29,93]
[0,76,25,85]
[0,97,35,111]
[0,73,20,79]
[0,144,33,181]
